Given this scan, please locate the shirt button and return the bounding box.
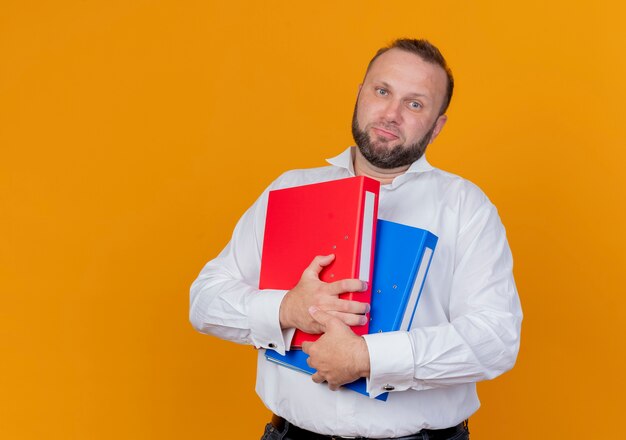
[268,343,277,349]
[382,384,395,391]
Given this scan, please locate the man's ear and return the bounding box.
[429,114,448,144]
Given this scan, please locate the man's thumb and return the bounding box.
[308,306,332,329]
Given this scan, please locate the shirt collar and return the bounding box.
[325,146,434,177]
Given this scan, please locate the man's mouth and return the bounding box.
[371,127,400,140]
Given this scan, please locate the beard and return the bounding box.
[351,104,436,169]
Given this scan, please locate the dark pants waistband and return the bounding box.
[270,414,469,440]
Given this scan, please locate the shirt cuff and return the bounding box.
[248,289,295,355]
[362,331,415,398]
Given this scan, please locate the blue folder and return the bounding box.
[265,219,438,401]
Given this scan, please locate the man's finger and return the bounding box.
[308,306,341,330]
[330,298,370,315]
[326,310,369,327]
[301,341,312,354]
[328,383,340,391]
[329,278,368,296]
[311,372,325,384]
[305,355,314,368]
[304,254,335,277]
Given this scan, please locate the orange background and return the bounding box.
[2,1,625,438]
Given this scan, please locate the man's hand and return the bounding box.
[301,306,371,391]
[279,254,369,334]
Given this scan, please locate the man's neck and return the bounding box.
[352,147,410,185]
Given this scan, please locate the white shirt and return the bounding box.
[190,147,522,438]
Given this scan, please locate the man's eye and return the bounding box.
[409,101,422,109]
[376,88,388,96]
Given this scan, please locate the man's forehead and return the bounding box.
[364,48,447,89]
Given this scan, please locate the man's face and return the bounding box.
[352,48,448,169]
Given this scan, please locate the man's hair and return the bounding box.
[366,38,454,115]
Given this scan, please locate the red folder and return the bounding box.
[259,176,380,348]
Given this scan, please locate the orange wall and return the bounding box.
[2,1,625,438]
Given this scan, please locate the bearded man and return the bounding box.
[190,38,522,440]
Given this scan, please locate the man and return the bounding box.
[190,39,522,440]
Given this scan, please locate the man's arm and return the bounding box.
[304,200,522,397]
[189,187,290,351]
[189,180,370,355]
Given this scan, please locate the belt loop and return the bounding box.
[270,414,288,435]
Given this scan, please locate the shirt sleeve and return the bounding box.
[364,201,523,398]
[189,184,295,355]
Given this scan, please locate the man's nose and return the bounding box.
[382,99,402,124]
